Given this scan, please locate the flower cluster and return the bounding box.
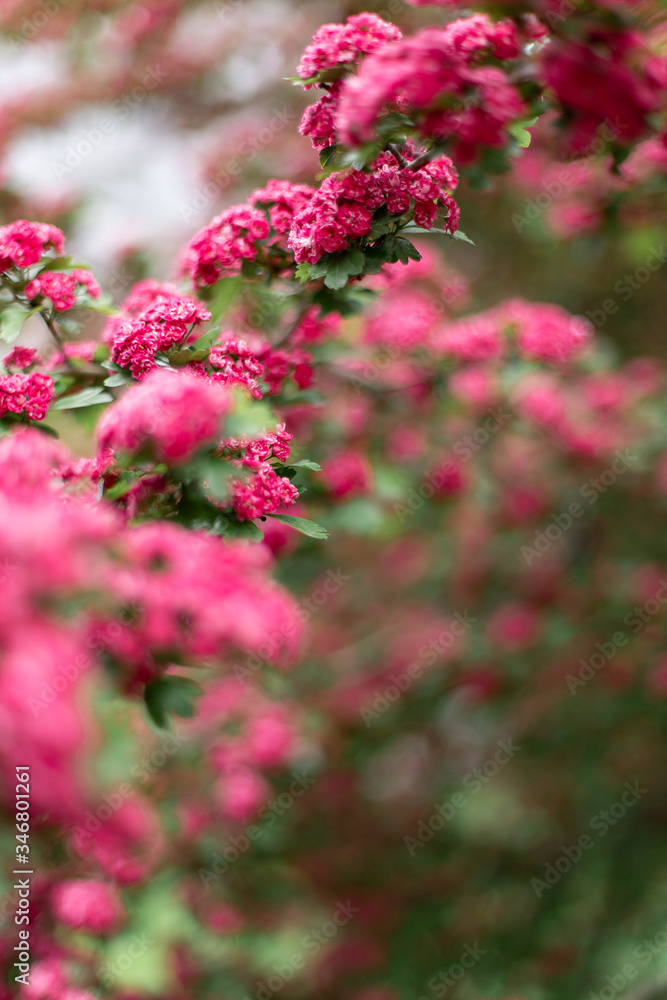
[336,18,527,161]
[0,218,64,272]
[209,337,265,399]
[296,13,402,83]
[288,155,459,265]
[0,425,302,830]
[0,370,54,420]
[24,268,101,311]
[98,369,230,464]
[248,179,316,248]
[109,295,212,379]
[231,461,300,520]
[541,25,666,154]
[181,205,270,287]
[433,298,590,363]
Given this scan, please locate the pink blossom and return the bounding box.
[52,879,124,933]
[24,269,100,311]
[0,219,64,272]
[97,369,230,464]
[0,371,54,420]
[321,449,373,497]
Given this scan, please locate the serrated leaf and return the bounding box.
[307,259,330,280]
[269,513,328,539]
[392,237,422,265]
[101,359,124,371]
[51,386,113,410]
[144,676,203,729]
[295,263,312,284]
[508,124,532,148]
[0,303,33,344]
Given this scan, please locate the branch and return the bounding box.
[387,143,408,169]
[407,149,438,172]
[42,313,76,372]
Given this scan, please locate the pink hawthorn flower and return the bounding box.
[51,879,124,934]
[3,346,38,370]
[97,368,230,464]
[181,205,270,287]
[0,219,64,272]
[503,299,590,363]
[296,13,401,83]
[24,269,100,312]
[0,371,54,420]
[109,295,211,379]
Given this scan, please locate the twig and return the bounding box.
[42,313,76,372]
[387,143,408,169]
[407,149,438,172]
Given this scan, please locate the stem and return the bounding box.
[407,149,438,172]
[42,313,76,372]
[387,143,408,169]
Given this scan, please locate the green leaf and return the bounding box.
[391,237,422,266]
[105,474,138,500]
[223,518,264,542]
[144,676,203,729]
[83,299,117,316]
[508,123,533,148]
[288,459,321,471]
[101,360,124,372]
[51,386,113,410]
[307,259,330,280]
[323,250,366,290]
[0,303,33,344]
[268,513,328,539]
[319,144,339,168]
[33,423,60,438]
[104,372,133,388]
[206,275,242,324]
[295,263,312,283]
[196,458,234,502]
[450,230,475,246]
